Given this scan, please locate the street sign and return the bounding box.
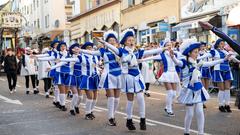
[1,12,22,28]
[158,22,169,32]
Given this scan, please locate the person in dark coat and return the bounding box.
[4,48,18,93]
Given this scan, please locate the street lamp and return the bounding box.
[227,5,240,26]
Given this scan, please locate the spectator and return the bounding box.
[20,47,38,95]
[4,48,18,93]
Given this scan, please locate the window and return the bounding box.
[30,4,32,14]
[45,15,49,28]
[33,0,35,9]
[37,0,39,7]
[37,18,40,28]
[86,0,92,10]
[96,0,100,6]
[27,6,29,14]
[128,0,135,7]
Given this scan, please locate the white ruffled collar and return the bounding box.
[125,46,135,54]
[60,50,68,56]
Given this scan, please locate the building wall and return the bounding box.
[121,0,180,29]
[71,0,81,16]
[121,0,180,43]
[14,0,71,39]
[70,0,120,42]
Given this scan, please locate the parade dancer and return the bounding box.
[97,29,167,131]
[61,42,100,120]
[79,31,121,126]
[20,47,38,94]
[36,40,60,107]
[197,39,240,112]
[67,43,83,115]
[199,21,240,55]
[139,40,180,116]
[198,42,211,108]
[172,39,231,135]
[37,48,52,98]
[40,41,71,111]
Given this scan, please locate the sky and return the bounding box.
[0,0,9,6]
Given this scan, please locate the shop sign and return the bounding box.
[158,22,169,32]
[1,12,22,28]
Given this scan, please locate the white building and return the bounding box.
[70,0,80,16]
[12,0,72,46]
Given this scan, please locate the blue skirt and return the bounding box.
[201,68,211,79]
[65,75,77,87]
[212,70,233,82]
[178,87,210,105]
[54,72,70,86]
[79,74,99,90]
[48,69,56,78]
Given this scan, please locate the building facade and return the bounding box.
[69,0,121,44]
[0,1,19,50]
[173,0,240,43]
[12,0,72,46]
[121,0,180,44]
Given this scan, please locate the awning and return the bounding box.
[172,16,214,32]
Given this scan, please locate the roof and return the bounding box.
[0,0,10,10]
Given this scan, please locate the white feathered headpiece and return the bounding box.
[160,38,171,47]
[104,30,118,42]
[120,29,135,45]
[180,38,201,56]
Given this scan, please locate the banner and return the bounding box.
[1,12,22,28]
[181,0,240,19]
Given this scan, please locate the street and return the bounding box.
[0,76,239,135]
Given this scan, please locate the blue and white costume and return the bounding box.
[176,58,211,104]
[197,39,240,82]
[54,42,71,86]
[62,43,100,90]
[78,53,100,90]
[81,48,122,90]
[37,40,60,103]
[140,50,180,83]
[103,42,164,93]
[174,40,227,105]
[198,50,211,79]
[35,40,59,79]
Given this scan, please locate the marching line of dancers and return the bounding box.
[21,23,239,135]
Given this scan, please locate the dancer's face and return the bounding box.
[165,42,172,51]
[54,43,58,49]
[200,45,205,51]
[108,38,117,46]
[73,46,80,54]
[218,41,225,49]
[189,48,199,60]
[125,37,135,49]
[86,46,93,50]
[60,45,66,51]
